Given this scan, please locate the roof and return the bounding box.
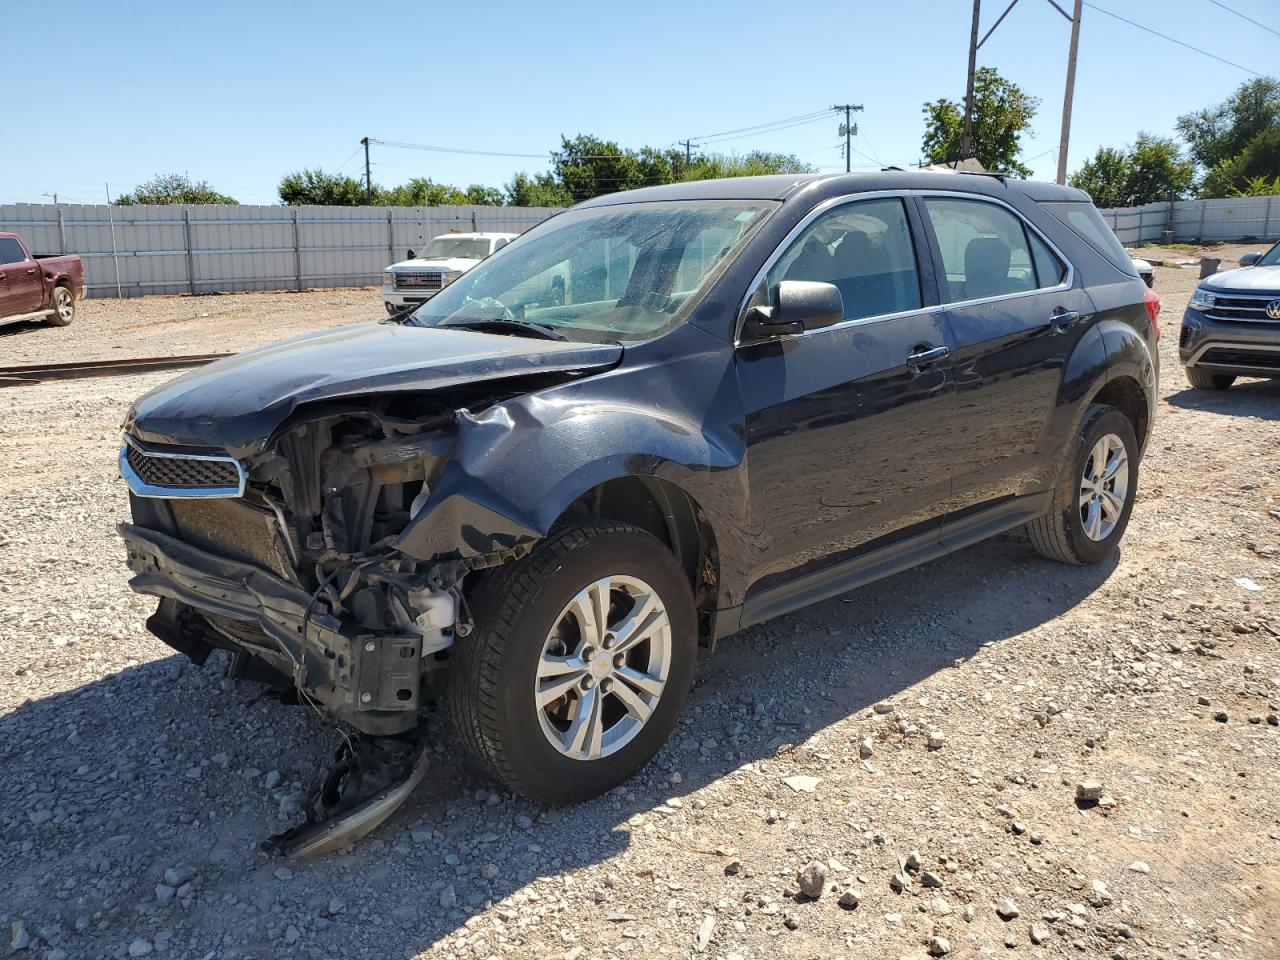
[577,171,1089,206]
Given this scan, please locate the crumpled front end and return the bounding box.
[118,397,538,736]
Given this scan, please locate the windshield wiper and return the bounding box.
[438,318,568,341]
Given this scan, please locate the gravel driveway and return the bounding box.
[1,262,1277,960]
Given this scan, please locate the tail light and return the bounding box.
[1143,287,1161,342]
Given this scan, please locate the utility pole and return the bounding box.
[1056,0,1083,185]
[360,137,373,204]
[42,192,58,204]
[832,104,864,172]
[678,139,698,166]
[960,0,981,162]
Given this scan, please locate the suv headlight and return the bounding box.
[442,270,464,287]
[1188,287,1216,311]
[383,271,396,287]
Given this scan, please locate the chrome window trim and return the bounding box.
[735,188,1076,346]
[119,434,247,499]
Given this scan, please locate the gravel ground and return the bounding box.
[1,258,1278,960]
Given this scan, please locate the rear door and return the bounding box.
[916,195,1094,523]
[0,236,44,315]
[736,195,958,595]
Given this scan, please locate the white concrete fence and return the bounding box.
[1097,195,1280,247]
[0,203,560,298]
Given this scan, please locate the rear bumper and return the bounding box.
[119,522,423,734]
[1180,310,1280,378]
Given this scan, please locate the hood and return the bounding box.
[1203,264,1280,292]
[389,257,479,272]
[126,321,622,452]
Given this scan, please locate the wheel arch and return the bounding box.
[1088,374,1150,452]
[553,475,723,648]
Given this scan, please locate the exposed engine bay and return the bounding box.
[118,387,563,853]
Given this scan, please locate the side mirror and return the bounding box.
[1239,251,1262,267]
[406,249,416,260]
[744,280,844,339]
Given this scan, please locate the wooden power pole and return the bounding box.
[1056,0,1083,185]
[960,0,981,162]
[361,137,373,203]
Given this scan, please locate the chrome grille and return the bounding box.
[1205,291,1280,324]
[395,272,444,291]
[121,439,244,498]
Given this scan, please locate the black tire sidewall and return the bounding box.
[481,530,697,803]
[1059,407,1139,564]
[48,286,74,326]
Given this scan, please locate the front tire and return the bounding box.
[46,285,75,326]
[449,522,698,804]
[1185,366,1235,391]
[1027,404,1139,565]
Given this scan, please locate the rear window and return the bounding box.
[1037,201,1137,277]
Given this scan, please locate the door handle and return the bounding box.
[906,344,950,371]
[1050,310,1082,333]
[25,268,36,275]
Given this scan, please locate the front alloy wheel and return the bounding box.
[450,522,697,804]
[535,575,671,761]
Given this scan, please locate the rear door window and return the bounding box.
[923,198,1045,303]
[765,197,923,322]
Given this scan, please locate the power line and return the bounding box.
[698,114,833,146]
[1204,0,1280,38]
[683,110,831,143]
[1082,2,1264,76]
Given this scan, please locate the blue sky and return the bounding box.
[2,0,1275,205]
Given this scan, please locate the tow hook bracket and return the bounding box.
[262,733,429,858]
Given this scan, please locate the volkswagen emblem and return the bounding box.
[1268,299,1280,320]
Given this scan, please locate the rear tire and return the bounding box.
[1185,366,1234,391]
[449,522,698,804]
[46,285,75,326]
[1027,404,1138,566]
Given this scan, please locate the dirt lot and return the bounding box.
[1,258,1277,960]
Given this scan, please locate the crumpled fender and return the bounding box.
[392,331,752,603]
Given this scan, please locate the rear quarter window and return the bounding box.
[1037,201,1137,277]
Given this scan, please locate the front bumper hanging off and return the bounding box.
[119,522,424,735]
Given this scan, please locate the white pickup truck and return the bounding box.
[381,232,518,314]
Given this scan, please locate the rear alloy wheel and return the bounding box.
[1027,403,1139,565]
[1185,366,1235,391]
[46,285,75,327]
[449,522,697,804]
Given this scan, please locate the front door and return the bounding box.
[0,237,43,316]
[736,195,957,596]
[916,195,1096,520]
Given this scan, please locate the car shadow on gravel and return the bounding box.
[1165,378,1280,417]
[0,318,48,339]
[0,532,1118,959]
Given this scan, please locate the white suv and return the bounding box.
[381,232,519,314]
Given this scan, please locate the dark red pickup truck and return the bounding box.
[0,232,84,327]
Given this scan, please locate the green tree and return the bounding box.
[684,151,814,181]
[1200,126,1280,198]
[1069,147,1134,208]
[278,169,369,205]
[505,171,573,207]
[1124,133,1195,204]
[1176,77,1280,172]
[379,178,465,206]
[115,173,237,205]
[463,185,505,206]
[921,67,1040,177]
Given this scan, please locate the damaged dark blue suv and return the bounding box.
[118,171,1158,852]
